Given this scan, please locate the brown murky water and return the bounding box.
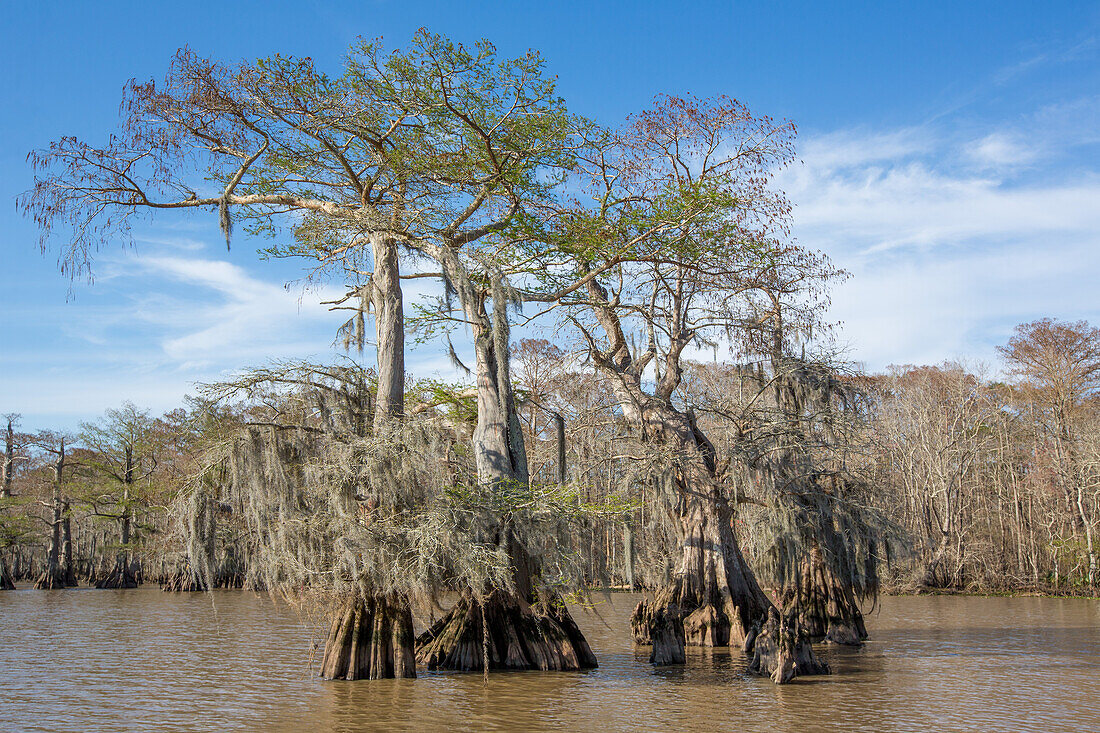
[1,589,1099,732]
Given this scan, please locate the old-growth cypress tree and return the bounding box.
[24,30,597,676]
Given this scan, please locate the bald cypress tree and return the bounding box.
[24,30,598,676]
[539,95,839,681]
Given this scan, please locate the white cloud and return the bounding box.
[794,165,1100,256]
[132,255,342,362]
[830,235,1100,371]
[133,233,208,252]
[966,132,1039,168]
[796,127,931,170]
[1,245,474,430]
[789,117,1100,373]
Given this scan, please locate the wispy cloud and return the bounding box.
[965,132,1039,169]
[789,98,1100,372]
[0,244,471,429]
[112,254,347,364]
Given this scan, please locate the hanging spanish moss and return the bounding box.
[180,360,613,677]
[726,354,902,647]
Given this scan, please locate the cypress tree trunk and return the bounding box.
[1,417,14,499]
[35,496,67,589]
[319,234,416,680]
[417,589,596,672]
[1075,484,1097,587]
[625,414,827,682]
[35,442,70,590]
[320,594,416,680]
[96,451,138,588]
[781,545,867,646]
[417,532,597,672]
[95,516,138,588]
[748,606,829,683]
[371,234,404,423]
[414,272,596,672]
[62,501,76,587]
[623,525,636,591]
[0,554,14,590]
[630,460,772,663]
[573,275,823,681]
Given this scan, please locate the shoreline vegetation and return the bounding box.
[5,29,1099,688]
[6,579,1097,601]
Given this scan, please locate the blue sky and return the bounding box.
[3,1,1099,429]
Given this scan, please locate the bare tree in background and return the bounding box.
[999,319,1100,586]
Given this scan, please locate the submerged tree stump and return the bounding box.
[320,595,416,680]
[415,592,597,672]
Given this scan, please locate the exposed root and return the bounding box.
[415,592,597,672]
[320,595,416,680]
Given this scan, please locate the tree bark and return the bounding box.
[98,448,139,589]
[748,607,830,683]
[95,504,138,588]
[575,271,825,682]
[1075,484,1097,587]
[630,462,772,662]
[781,545,867,645]
[35,443,71,590]
[1,418,14,499]
[623,525,636,591]
[34,495,68,589]
[62,500,76,587]
[318,233,417,680]
[623,410,828,682]
[320,595,416,680]
[371,234,405,423]
[416,589,597,672]
[0,554,14,590]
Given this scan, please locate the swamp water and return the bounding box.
[1,590,1099,731]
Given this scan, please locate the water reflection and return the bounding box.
[1,589,1098,731]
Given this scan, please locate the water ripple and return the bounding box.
[1,590,1098,732]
